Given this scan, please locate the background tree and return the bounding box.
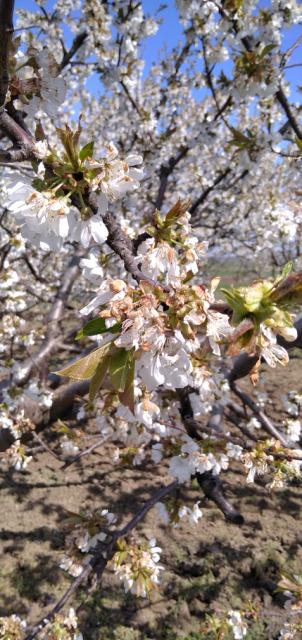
[0,1,302,638]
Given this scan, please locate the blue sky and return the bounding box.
[14,0,302,100]
[14,0,183,68]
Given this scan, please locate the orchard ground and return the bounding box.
[1,356,301,640]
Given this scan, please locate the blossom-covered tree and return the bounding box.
[0,0,302,638]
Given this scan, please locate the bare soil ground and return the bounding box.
[0,359,302,640]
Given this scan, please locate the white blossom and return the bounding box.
[178,501,203,526]
[228,610,247,639]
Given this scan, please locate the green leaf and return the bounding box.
[79,141,94,162]
[76,318,121,340]
[118,356,135,412]
[109,348,134,393]
[76,318,107,340]
[295,137,302,152]
[32,178,46,192]
[55,343,111,381]
[89,356,110,402]
[280,261,293,280]
[260,43,276,58]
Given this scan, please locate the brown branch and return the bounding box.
[189,167,231,216]
[120,79,141,116]
[228,352,260,383]
[24,560,93,640]
[48,380,89,423]
[230,381,290,448]
[24,480,177,640]
[32,431,62,461]
[178,388,244,524]
[219,2,302,140]
[100,206,168,289]
[0,379,90,453]
[118,480,178,536]
[0,145,34,162]
[154,145,189,210]
[0,241,11,271]
[59,30,88,71]
[276,87,302,141]
[0,109,34,149]
[61,436,110,469]
[201,35,233,134]
[86,190,157,285]
[19,255,48,283]
[0,0,14,107]
[13,251,83,386]
[225,408,258,442]
[6,101,32,137]
[0,2,34,149]
[196,471,243,524]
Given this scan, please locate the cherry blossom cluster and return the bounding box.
[60,507,117,578]
[0,609,83,640]
[111,537,164,598]
[5,129,143,251]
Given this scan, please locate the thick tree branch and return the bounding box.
[0,379,90,453]
[0,0,14,107]
[99,205,169,289]
[0,109,34,149]
[6,101,32,137]
[228,352,260,383]
[0,145,34,162]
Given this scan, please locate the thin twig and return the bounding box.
[32,431,62,461]
[59,31,88,71]
[24,480,178,640]
[178,388,244,524]
[230,382,290,448]
[13,250,84,386]
[24,560,93,640]
[61,436,109,469]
